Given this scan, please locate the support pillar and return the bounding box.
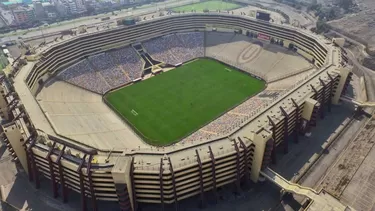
[167,157,178,211]
[129,157,137,211]
[319,78,326,119]
[159,158,164,211]
[56,146,67,203]
[24,136,35,182]
[238,137,250,182]
[232,139,241,193]
[280,106,289,154]
[46,142,58,198]
[87,155,97,211]
[310,84,323,119]
[291,99,300,143]
[27,138,40,189]
[327,73,334,112]
[195,150,205,208]
[78,154,87,211]
[208,146,218,202]
[267,115,277,164]
[115,184,131,211]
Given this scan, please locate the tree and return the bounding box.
[328,8,336,20]
[314,20,331,34]
[338,0,353,11]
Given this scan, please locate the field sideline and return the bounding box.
[172,0,241,12]
[105,58,265,146]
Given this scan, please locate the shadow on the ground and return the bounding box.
[0,144,6,159]
[271,104,353,180]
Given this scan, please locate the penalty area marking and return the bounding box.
[131,109,138,116]
[225,68,233,72]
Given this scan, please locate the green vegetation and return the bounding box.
[172,0,241,12]
[105,58,265,146]
[307,0,355,23]
[312,20,331,34]
[0,52,8,70]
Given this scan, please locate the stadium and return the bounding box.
[0,13,351,211]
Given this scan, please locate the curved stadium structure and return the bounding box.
[0,13,352,211]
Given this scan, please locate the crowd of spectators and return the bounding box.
[231,98,265,115]
[58,60,111,94]
[59,33,205,93]
[143,32,204,65]
[143,35,180,65]
[59,46,144,94]
[88,53,131,88]
[204,113,243,135]
[182,95,276,143]
[109,47,143,80]
[182,130,215,143]
[177,32,204,59]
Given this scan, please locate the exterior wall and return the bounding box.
[13,8,35,24]
[333,38,345,48]
[2,123,28,174]
[33,1,45,19]
[332,67,352,104]
[0,86,10,120]
[74,0,85,13]
[249,129,272,182]
[302,98,317,121]
[131,139,255,205]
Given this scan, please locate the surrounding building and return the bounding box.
[67,0,77,14]
[47,12,57,18]
[12,6,35,24]
[32,0,45,19]
[74,0,86,13]
[42,2,58,19]
[53,0,69,17]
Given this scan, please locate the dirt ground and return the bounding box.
[328,0,375,54]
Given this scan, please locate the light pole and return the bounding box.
[39,26,46,44]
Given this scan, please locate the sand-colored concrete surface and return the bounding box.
[36,80,146,151]
[205,33,314,81]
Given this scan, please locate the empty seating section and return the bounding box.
[143,32,204,65]
[205,32,235,57]
[108,47,143,80]
[88,53,130,88]
[58,60,111,94]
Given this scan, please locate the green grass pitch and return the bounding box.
[105,58,265,146]
[172,0,241,12]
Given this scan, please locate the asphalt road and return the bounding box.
[0,0,199,44]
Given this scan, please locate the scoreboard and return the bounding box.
[256,11,271,22]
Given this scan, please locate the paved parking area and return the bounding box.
[340,128,375,210]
